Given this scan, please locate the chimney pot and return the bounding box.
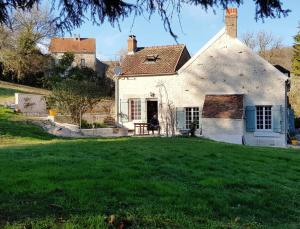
[128,35,137,54]
[225,8,238,38]
[74,34,80,41]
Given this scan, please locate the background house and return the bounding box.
[49,35,97,70]
[116,8,290,147]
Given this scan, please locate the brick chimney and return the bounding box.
[128,35,137,54]
[225,8,237,38]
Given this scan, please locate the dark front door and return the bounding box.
[147,100,158,123]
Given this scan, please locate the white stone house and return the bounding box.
[116,8,290,147]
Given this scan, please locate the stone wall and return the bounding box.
[15,93,47,116]
[53,53,96,70]
[54,99,115,125]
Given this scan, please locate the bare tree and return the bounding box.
[0,6,57,82]
[241,32,257,50]
[117,47,128,64]
[12,6,57,45]
[242,30,283,63]
[156,81,176,137]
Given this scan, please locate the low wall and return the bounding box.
[80,128,128,137]
[15,93,47,116]
[45,119,128,138]
[53,99,116,124]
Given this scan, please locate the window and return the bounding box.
[130,99,141,120]
[145,54,159,63]
[256,106,272,130]
[185,107,199,129]
[80,59,85,67]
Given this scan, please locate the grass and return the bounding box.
[0,81,50,105]
[0,87,21,105]
[1,107,300,228]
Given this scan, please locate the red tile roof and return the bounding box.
[202,94,244,119]
[121,45,190,76]
[96,60,119,78]
[49,38,96,53]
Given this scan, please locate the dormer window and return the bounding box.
[145,54,159,63]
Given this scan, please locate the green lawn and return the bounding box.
[1,107,300,228]
[0,87,21,104]
[0,87,21,97]
[0,81,50,105]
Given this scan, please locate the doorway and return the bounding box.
[147,100,158,123]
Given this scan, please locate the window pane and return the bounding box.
[185,107,199,129]
[256,106,263,129]
[256,106,272,130]
[130,99,141,120]
[264,106,272,129]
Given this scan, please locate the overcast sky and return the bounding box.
[64,1,300,60]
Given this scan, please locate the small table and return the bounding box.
[134,123,149,136]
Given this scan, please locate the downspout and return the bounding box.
[115,76,119,126]
[285,79,290,145]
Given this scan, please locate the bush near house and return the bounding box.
[1,106,300,228]
[80,119,108,129]
[46,53,113,125]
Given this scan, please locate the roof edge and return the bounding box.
[173,45,188,72]
[178,27,226,74]
[50,51,96,54]
[120,72,177,77]
[138,44,185,50]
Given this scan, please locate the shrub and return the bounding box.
[80,120,108,129]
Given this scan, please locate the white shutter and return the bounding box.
[120,99,129,123]
[176,107,185,130]
[141,99,147,122]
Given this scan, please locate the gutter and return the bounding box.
[115,76,119,125]
[119,72,178,78]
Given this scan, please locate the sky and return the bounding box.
[66,1,300,60]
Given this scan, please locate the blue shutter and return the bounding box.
[120,99,129,123]
[273,105,283,133]
[288,108,296,133]
[176,107,185,130]
[245,106,255,132]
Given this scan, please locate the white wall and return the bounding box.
[117,31,288,146]
[15,93,47,116]
[202,118,243,144]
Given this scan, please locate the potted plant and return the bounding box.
[290,132,299,145]
[291,136,299,146]
[46,96,57,117]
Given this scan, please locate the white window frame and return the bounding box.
[185,107,200,129]
[255,106,272,131]
[129,98,141,121]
